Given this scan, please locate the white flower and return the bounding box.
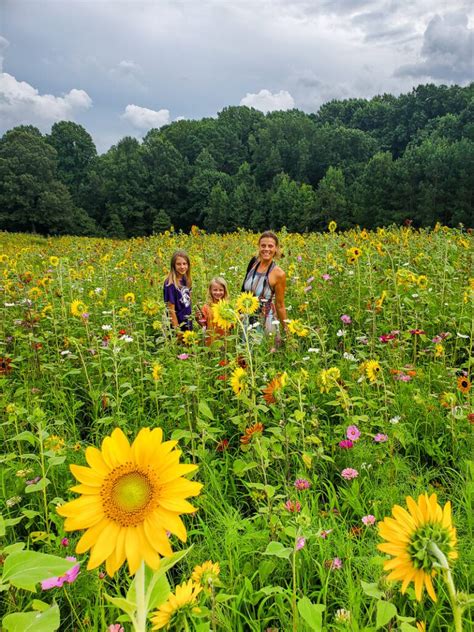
[389,415,401,424]
[60,350,71,356]
[102,310,113,315]
[308,347,320,353]
[347,270,354,276]
[302,356,310,361]
[4,302,15,307]
[94,287,103,294]
[102,324,112,331]
[343,352,356,361]
[412,293,419,298]
[271,319,280,326]
[336,329,346,337]
[457,332,469,339]
[121,335,133,343]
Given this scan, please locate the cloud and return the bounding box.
[0,35,9,72]
[121,104,171,130]
[239,89,295,113]
[0,72,92,130]
[395,12,474,82]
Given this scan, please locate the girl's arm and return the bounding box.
[167,302,180,329]
[273,269,288,331]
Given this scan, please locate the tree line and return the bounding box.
[0,82,473,237]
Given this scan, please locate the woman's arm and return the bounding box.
[273,268,287,331]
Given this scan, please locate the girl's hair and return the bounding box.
[206,276,229,303]
[258,230,282,259]
[166,250,192,287]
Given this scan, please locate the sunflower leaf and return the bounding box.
[375,601,397,629]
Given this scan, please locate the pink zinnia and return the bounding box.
[362,515,376,526]
[296,536,306,551]
[330,557,343,569]
[341,468,359,480]
[177,353,189,360]
[322,273,332,281]
[346,425,361,441]
[320,529,333,539]
[41,557,80,590]
[374,433,388,443]
[294,478,311,490]
[340,314,352,324]
[285,500,302,513]
[338,439,353,449]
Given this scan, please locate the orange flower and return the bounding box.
[262,372,287,404]
[240,422,264,445]
[457,375,471,394]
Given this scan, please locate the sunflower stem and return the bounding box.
[134,561,148,632]
[428,542,463,632]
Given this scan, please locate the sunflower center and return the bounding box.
[408,523,452,571]
[101,464,159,527]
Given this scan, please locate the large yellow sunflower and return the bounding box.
[70,299,88,317]
[378,493,457,602]
[57,428,202,577]
[230,367,247,396]
[287,319,309,337]
[211,300,236,330]
[235,292,260,315]
[151,579,202,630]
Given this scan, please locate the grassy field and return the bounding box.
[0,226,472,631]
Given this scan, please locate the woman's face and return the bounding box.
[210,282,225,301]
[259,238,277,262]
[174,256,189,277]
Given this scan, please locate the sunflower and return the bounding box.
[287,319,309,337]
[457,375,471,394]
[211,300,236,330]
[152,362,163,382]
[191,560,220,590]
[123,292,135,304]
[235,292,260,315]
[70,299,88,318]
[365,360,381,383]
[57,427,202,576]
[142,298,160,316]
[378,493,457,602]
[230,367,247,396]
[416,622,426,632]
[240,422,264,445]
[328,220,337,233]
[182,330,199,346]
[151,579,202,630]
[346,247,362,262]
[262,372,288,404]
[49,256,59,267]
[28,286,43,300]
[318,367,340,394]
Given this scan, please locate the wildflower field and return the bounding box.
[0,226,472,632]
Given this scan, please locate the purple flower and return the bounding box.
[393,372,412,382]
[321,273,332,281]
[340,314,352,325]
[296,536,306,550]
[297,255,303,262]
[108,626,125,632]
[294,478,311,490]
[346,425,361,441]
[341,468,359,480]
[374,433,388,443]
[285,500,302,513]
[306,276,315,284]
[338,439,354,449]
[303,286,312,293]
[330,557,343,569]
[177,353,189,360]
[362,515,376,526]
[319,529,333,539]
[61,537,69,547]
[41,557,80,590]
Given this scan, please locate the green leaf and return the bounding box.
[198,401,214,420]
[11,431,37,446]
[3,603,60,632]
[400,624,418,632]
[262,541,293,560]
[2,551,77,591]
[376,601,397,629]
[233,459,258,476]
[0,515,5,537]
[297,596,325,631]
[103,594,136,618]
[25,478,50,494]
[361,580,384,599]
[147,574,170,611]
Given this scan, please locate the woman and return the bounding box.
[241,231,287,336]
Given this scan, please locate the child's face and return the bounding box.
[174,257,189,276]
[210,283,225,301]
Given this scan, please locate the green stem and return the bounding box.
[134,561,147,632]
[429,542,463,632]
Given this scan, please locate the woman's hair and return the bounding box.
[258,231,282,259]
[165,250,192,287]
[207,276,229,303]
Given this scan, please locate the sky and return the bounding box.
[0,0,473,153]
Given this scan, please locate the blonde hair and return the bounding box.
[207,276,229,303]
[165,250,192,288]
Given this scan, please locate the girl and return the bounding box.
[196,276,229,346]
[163,250,192,333]
[241,231,287,336]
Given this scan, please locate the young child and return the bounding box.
[163,250,192,334]
[196,276,229,346]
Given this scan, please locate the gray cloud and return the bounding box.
[396,12,474,82]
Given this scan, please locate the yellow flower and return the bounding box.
[375,290,387,310]
[434,344,444,358]
[318,367,340,393]
[416,622,426,632]
[378,493,457,602]
[287,319,309,337]
[49,256,59,267]
[57,427,202,576]
[0,254,8,264]
[182,330,199,346]
[346,247,362,263]
[328,220,337,233]
[417,275,428,289]
[457,375,471,394]
[151,579,202,630]
[191,560,220,589]
[212,300,236,330]
[152,362,163,382]
[235,292,260,315]
[123,292,135,304]
[365,360,381,383]
[45,435,65,453]
[230,367,247,396]
[143,298,160,316]
[70,299,88,317]
[28,286,43,300]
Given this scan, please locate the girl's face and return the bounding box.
[174,256,189,277]
[259,238,277,262]
[210,282,225,302]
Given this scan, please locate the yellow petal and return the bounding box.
[85,446,110,476]
[76,519,110,554]
[125,527,143,575]
[87,520,122,570]
[161,478,203,498]
[154,507,187,542]
[424,573,437,602]
[70,464,103,486]
[158,497,198,514]
[414,569,424,601]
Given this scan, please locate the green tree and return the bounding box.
[314,167,350,230]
